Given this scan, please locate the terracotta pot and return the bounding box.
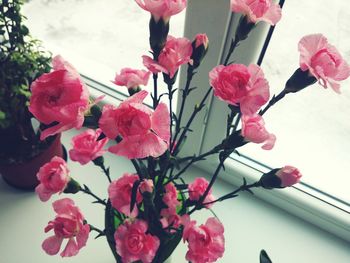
[0,134,65,190]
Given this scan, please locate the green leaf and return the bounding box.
[260,250,273,263]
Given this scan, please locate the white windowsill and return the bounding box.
[0,130,349,263]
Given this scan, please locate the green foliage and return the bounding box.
[0,0,51,129]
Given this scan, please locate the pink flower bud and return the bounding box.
[194,33,209,49]
[139,179,154,193]
[259,166,302,189]
[276,166,302,187]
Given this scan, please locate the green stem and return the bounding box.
[259,90,286,116]
[80,185,106,206]
[172,65,195,149]
[153,73,158,109]
[173,86,213,156]
[223,36,239,66]
[203,182,260,206]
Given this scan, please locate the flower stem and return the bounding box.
[80,185,107,206]
[173,86,213,155]
[259,90,286,116]
[223,36,240,66]
[172,65,195,149]
[153,73,159,109]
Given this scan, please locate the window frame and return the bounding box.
[25,0,350,242]
[186,0,350,242]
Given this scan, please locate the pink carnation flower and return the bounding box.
[143,36,193,78]
[99,90,170,159]
[135,0,187,22]
[115,219,160,263]
[35,156,70,202]
[69,128,108,165]
[298,34,350,93]
[276,165,302,187]
[163,182,180,214]
[209,64,270,115]
[231,0,282,25]
[29,55,89,140]
[182,215,225,263]
[241,114,276,150]
[42,198,90,257]
[108,173,142,217]
[113,68,151,89]
[188,177,215,208]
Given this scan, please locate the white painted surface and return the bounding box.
[0,130,349,263]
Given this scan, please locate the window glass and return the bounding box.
[23,0,186,107]
[239,0,350,203]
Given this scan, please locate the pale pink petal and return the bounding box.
[262,3,282,25]
[35,184,53,202]
[52,198,75,214]
[262,133,276,150]
[152,102,170,143]
[142,55,168,74]
[60,238,79,257]
[205,217,225,236]
[98,104,119,139]
[42,236,64,255]
[76,224,90,249]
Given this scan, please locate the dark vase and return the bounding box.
[0,134,65,190]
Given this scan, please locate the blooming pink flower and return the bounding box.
[113,68,151,89]
[241,114,276,150]
[139,179,154,194]
[276,165,302,187]
[160,210,181,232]
[143,36,193,78]
[135,0,187,22]
[209,64,270,115]
[69,128,108,165]
[188,177,215,208]
[163,182,180,214]
[29,55,90,140]
[115,219,160,263]
[298,34,350,93]
[231,0,282,25]
[99,90,170,159]
[42,198,90,257]
[108,173,142,217]
[35,156,70,202]
[182,215,225,263]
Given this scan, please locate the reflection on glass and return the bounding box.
[23,0,186,107]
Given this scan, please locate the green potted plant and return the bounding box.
[0,0,64,189]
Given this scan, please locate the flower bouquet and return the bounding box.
[30,0,350,262]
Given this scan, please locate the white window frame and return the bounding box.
[177,0,350,242]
